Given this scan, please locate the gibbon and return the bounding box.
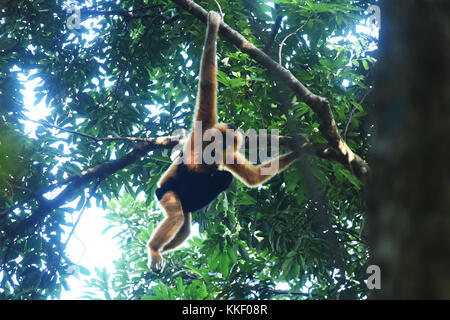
[148,11,299,272]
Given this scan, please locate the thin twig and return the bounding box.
[63,178,102,249]
[80,4,165,19]
[342,106,357,141]
[20,115,172,144]
[342,90,370,141]
[111,26,151,107]
[212,0,223,18]
[278,16,311,65]
[265,288,316,297]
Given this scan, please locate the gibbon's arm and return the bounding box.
[194,11,221,130]
[223,152,298,187]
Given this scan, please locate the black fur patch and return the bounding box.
[155,163,233,212]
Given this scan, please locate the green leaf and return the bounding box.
[190,280,207,299]
[228,246,237,265]
[177,277,185,295]
[75,194,85,211]
[208,243,221,271]
[350,101,364,112]
[141,295,160,300]
[340,169,361,190]
[281,257,294,276]
[78,265,91,276]
[220,253,230,277]
[229,78,246,88]
[216,70,230,86]
[362,59,369,71]
[236,193,257,205]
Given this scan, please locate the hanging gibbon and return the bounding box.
[148,11,298,272]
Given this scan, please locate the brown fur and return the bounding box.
[223,152,298,187]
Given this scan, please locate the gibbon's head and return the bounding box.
[215,123,243,152]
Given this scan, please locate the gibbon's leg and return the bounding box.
[194,11,221,129]
[148,191,185,272]
[162,212,191,252]
[224,152,298,187]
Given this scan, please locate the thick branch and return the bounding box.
[0,136,180,222]
[171,0,370,181]
[6,2,371,223]
[0,130,347,225]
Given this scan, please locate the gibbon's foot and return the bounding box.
[149,250,164,273]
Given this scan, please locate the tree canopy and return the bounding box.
[0,0,376,299]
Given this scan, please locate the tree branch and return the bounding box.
[20,115,174,144]
[0,124,349,226]
[80,4,165,20]
[63,179,102,249]
[278,16,311,65]
[265,288,316,297]
[0,136,180,224]
[170,0,370,181]
[343,90,371,141]
[264,4,283,54]
[28,115,351,169]
[2,3,372,230]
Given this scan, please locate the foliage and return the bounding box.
[0,0,376,299]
